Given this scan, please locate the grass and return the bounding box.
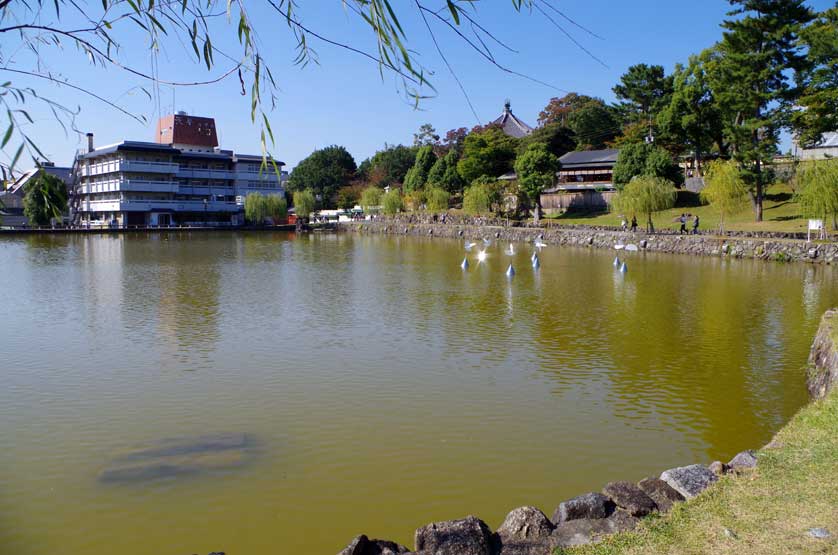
[545,183,824,235]
[557,388,838,555]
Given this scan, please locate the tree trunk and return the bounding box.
[647,213,654,233]
[533,198,542,225]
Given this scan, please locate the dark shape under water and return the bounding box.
[99,433,256,484]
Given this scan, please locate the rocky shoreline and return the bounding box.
[334,310,838,555]
[339,219,838,265]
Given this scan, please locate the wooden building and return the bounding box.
[541,149,619,214]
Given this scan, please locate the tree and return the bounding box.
[403,145,436,193]
[288,146,356,207]
[518,123,576,159]
[657,52,727,170]
[611,175,677,233]
[566,100,620,150]
[425,187,450,213]
[612,143,682,189]
[437,127,469,157]
[705,0,814,221]
[795,159,838,230]
[265,194,288,223]
[413,123,440,147]
[514,143,560,223]
[793,7,838,146]
[336,184,363,210]
[613,64,673,126]
[244,192,268,224]
[358,145,417,187]
[23,172,67,226]
[538,93,598,126]
[457,127,518,184]
[463,180,493,216]
[381,189,404,215]
[293,189,316,221]
[701,160,749,233]
[360,186,383,212]
[426,149,464,194]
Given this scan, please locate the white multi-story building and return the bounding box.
[71,113,285,227]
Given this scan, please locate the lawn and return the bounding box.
[558,386,838,555]
[546,183,818,235]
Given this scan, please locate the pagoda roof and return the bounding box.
[491,101,533,138]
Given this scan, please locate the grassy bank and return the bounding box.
[547,183,824,235]
[560,389,838,555]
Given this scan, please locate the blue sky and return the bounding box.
[6,0,835,169]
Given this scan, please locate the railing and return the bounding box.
[80,160,179,176]
[80,199,241,212]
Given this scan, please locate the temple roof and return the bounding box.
[491,101,533,138]
[559,149,620,168]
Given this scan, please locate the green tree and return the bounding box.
[793,6,838,146]
[425,187,450,213]
[381,189,404,215]
[293,189,316,221]
[463,181,492,216]
[244,192,268,224]
[701,160,750,233]
[613,143,682,189]
[519,122,576,159]
[413,123,439,147]
[795,159,838,230]
[23,172,67,226]
[287,145,356,207]
[336,184,364,210]
[514,143,560,223]
[613,64,674,126]
[657,51,727,169]
[357,145,417,187]
[360,186,383,212]
[457,127,518,184]
[265,194,288,223]
[705,0,814,221]
[566,100,620,150]
[403,145,436,193]
[426,149,464,194]
[538,93,599,127]
[611,175,677,233]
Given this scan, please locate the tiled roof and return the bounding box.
[813,132,838,148]
[559,149,620,168]
[491,101,533,138]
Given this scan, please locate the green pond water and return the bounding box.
[1,231,836,554]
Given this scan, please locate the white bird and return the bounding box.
[464,241,476,251]
[483,238,492,247]
[534,240,547,249]
[477,250,488,263]
[505,243,515,255]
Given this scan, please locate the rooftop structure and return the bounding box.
[792,132,838,160]
[491,100,533,138]
[71,114,284,228]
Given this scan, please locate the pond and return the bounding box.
[1,231,835,554]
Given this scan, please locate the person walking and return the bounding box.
[679,213,687,234]
[620,215,628,232]
[630,216,638,233]
[692,214,700,235]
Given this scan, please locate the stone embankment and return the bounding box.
[340,219,838,264]
[808,309,838,399]
[335,312,838,555]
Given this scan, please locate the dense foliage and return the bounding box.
[23,172,67,226]
[612,176,677,232]
[701,160,749,232]
[426,149,464,194]
[357,145,417,188]
[612,143,682,189]
[403,145,437,193]
[288,146,356,207]
[292,189,316,220]
[514,143,560,223]
[425,187,450,213]
[457,127,518,184]
[381,189,404,215]
[795,159,838,230]
[360,186,383,212]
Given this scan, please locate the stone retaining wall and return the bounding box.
[808,309,838,399]
[340,221,838,264]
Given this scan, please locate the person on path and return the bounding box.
[621,215,628,232]
[679,214,687,234]
[630,216,638,233]
[692,215,700,235]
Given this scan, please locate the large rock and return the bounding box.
[495,506,555,555]
[337,535,410,555]
[660,465,718,499]
[414,515,493,555]
[549,510,638,549]
[728,450,757,470]
[602,481,657,516]
[551,493,614,524]
[637,478,685,513]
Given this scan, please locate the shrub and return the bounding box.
[381,189,404,215]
